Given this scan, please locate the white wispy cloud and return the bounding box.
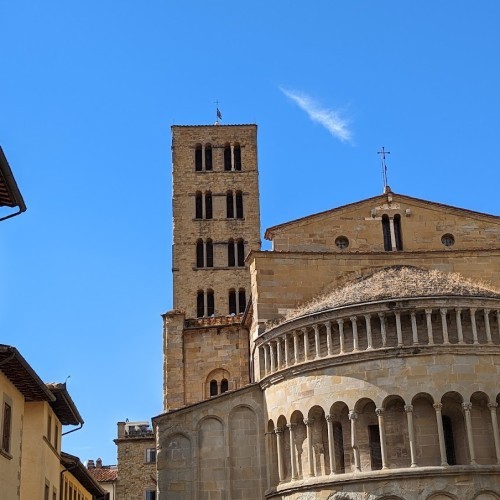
[280,87,352,143]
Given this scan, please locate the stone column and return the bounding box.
[276,339,282,370]
[484,309,493,344]
[293,331,299,364]
[201,145,206,171]
[269,342,276,372]
[232,190,237,217]
[440,308,450,345]
[348,411,361,471]
[462,402,476,464]
[470,308,479,344]
[456,308,464,344]
[287,424,298,480]
[230,144,235,171]
[487,403,500,464]
[497,311,500,340]
[284,335,289,368]
[303,328,310,361]
[389,217,397,251]
[275,428,285,482]
[378,313,387,347]
[411,312,419,345]
[338,319,345,354]
[325,414,337,474]
[395,312,403,346]
[425,309,434,345]
[304,418,315,477]
[375,408,389,469]
[405,405,418,467]
[433,403,448,466]
[350,316,359,351]
[365,314,373,349]
[326,322,333,356]
[313,324,321,358]
[203,291,208,318]
[264,345,270,375]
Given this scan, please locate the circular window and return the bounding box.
[335,236,349,250]
[441,234,455,247]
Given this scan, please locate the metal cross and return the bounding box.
[377,147,391,190]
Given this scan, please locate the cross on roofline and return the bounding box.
[377,147,391,192]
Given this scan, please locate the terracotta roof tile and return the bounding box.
[87,466,118,482]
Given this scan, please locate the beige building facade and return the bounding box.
[152,124,500,500]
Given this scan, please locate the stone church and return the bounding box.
[151,124,500,499]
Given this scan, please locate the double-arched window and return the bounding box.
[228,288,246,315]
[196,239,213,268]
[196,289,214,317]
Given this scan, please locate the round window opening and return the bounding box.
[441,233,455,247]
[335,236,349,250]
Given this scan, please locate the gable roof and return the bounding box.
[264,191,500,240]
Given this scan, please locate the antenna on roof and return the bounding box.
[377,146,391,193]
[214,100,222,125]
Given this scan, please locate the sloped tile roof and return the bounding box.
[87,466,118,482]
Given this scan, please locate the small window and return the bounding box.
[226,191,234,218]
[335,236,349,250]
[235,191,243,219]
[210,380,218,397]
[394,214,403,250]
[224,144,232,171]
[196,240,204,268]
[44,483,50,500]
[234,143,241,171]
[237,240,245,267]
[206,239,213,267]
[442,233,455,247]
[221,379,229,393]
[205,192,213,219]
[382,214,392,251]
[228,289,237,315]
[238,289,246,313]
[204,144,212,171]
[2,401,12,453]
[146,448,156,463]
[195,192,203,219]
[47,413,52,442]
[195,145,202,171]
[207,289,215,316]
[197,291,204,318]
[227,239,235,267]
[54,423,59,450]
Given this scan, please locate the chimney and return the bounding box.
[87,460,95,469]
[117,421,126,438]
[96,458,102,468]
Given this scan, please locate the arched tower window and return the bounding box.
[235,191,243,219]
[204,144,212,171]
[195,144,202,171]
[382,214,392,251]
[238,289,246,313]
[207,289,214,316]
[237,239,245,267]
[220,379,229,393]
[227,239,235,267]
[224,143,231,171]
[196,239,204,268]
[206,239,213,267]
[196,290,204,318]
[228,289,236,315]
[205,192,213,219]
[394,214,403,250]
[195,191,203,219]
[209,380,218,397]
[234,143,241,171]
[226,191,234,218]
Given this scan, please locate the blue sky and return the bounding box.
[1,1,499,464]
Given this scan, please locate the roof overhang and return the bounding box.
[61,452,106,497]
[0,147,26,218]
[46,383,84,426]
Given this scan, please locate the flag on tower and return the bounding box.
[217,108,222,121]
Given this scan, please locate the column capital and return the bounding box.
[404,405,414,413]
[488,402,498,410]
[375,408,385,417]
[325,414,334,423]
[470,307,477,314]
[378,312,385,319]
[349,316,357,322]
[425,308,433,315]
[286,423,297,430]
[313,323,320,332]
[303,418,314,426]
[348,410,358,421]
[275,427,284,435]
[484,308,490,315]
[337,318,344,326]
[293,330,299,338]
[364,313,371,320]
[433,403,443,411]
[455,307,462,314]
[462,402,472,412]
[440,308,448,315]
